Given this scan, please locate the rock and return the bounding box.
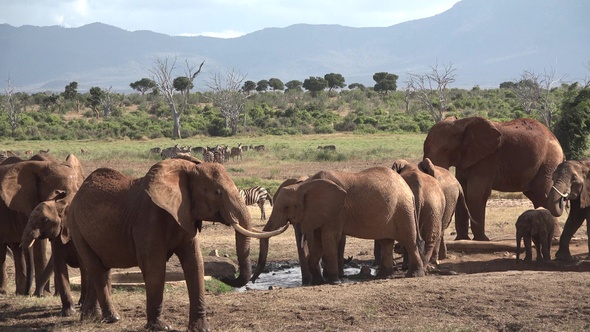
[203,256,238,280]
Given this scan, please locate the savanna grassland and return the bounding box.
[1,133,590,332]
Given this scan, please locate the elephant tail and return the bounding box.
[411,196,426,263]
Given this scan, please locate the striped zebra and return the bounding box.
[239,186,273,221]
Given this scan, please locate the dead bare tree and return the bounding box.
[514,69,564,128]
[1,77,21,137]
[406,62,457,123]
[150,56,204,139]
[206,69,247,136]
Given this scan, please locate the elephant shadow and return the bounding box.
[0,304,79,328]
[438,254,590,274]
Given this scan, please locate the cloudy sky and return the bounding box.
[0,0,460,38]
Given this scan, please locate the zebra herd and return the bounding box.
[152,143,266,163]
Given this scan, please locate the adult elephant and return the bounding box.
[67,155,287,332]
[423,116,564,241]
[546,160,590,261]
[21,192,84,317]
[253,166,425,286]
[417,158,476,259]
[392,159,445,266]
[0,154,84,295]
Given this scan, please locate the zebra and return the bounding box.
[202,150,214,162]
[239,186,273,221]
[230,143,243,162]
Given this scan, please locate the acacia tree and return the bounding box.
[302,76,327,97]
[129,78,157,95]
[513,68,563,128]
[207,69,247,135]
[88,86,117,118]
[373,72,398,94]
[150,56,204,139]
[285,80,303,93]
[324,73,346,96]
[241,80,256,95]
[268,78,284,91]
[2,77,21,137]
[554,87,590,159]
[62,81,82,113]
[406,62,457,123]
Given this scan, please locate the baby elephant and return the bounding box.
[515,208,556,262]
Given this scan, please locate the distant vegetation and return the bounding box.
[1,71,589,160]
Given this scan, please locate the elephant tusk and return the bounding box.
[551,186,569,199]
[231,223,289,239]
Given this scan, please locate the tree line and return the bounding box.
[2,59,590,159]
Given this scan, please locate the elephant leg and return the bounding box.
[319,229,341,285]
[464,187,491,241]
[337,235,346,278]
[75,237,119,323]
[586,221,590,260]
[0,244,7,294]
[53,249,76,317]
[294,225,312,286]
[10,244,30,295]
[438,235,448,260]
[34,255,54,297]
[375,239,395,278]
[33,238,51,295]
[259,201,266,221]
[533,237,542,261]
[307,229,325,285]
[372,240,382,266]
[541,236,551,261]
[555,206,586,261]
[524,235,533,262]
[174,239,210,332]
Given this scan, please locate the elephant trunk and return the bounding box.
[219,193,254,288]
[251,217,288,283]
[547,183,568,217]
[24,246,34,295]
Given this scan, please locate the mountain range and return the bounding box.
[1,0,589,93]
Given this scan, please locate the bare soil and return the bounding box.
[1,159,590,332]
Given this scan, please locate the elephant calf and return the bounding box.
[515,208,556,262]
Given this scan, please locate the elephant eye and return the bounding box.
[43,218,49,223]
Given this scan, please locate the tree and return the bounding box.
[348,83,366,90]
[150,56,204,139]
[242,80,256,95]
[256,80,269,92]
[324,73,346,95]
[302,76,327,97]
[373,72,399,94]
[285,80,303,93]
[207,69,247,135]
[88,86,117,118]
[554,87,590,159]
[406,63,457,123]
[512,69,563,128]
[129,78,157,95]
[62,81,82,113]
[268,78,285,91]
[1,77,22,137]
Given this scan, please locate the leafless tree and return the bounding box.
[206,69,247,135]
[514,68,564,128]
[150,56,204,139]
[405,62,457,123]
[1,77,21,137]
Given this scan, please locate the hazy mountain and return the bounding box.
[1,0,588,92]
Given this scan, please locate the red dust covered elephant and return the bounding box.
[423,116,564,240]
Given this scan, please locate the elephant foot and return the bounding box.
[188,318,211,332]
[310,275,326,286]
[146,319,170,331]
[328,279,342,285]
[454,234,471,240]
[555,249,576,262]
[80,308,102,322]
[472,235,490,241]
[61,306,76,317]
[101,312,121,324]
[405,266,425,278]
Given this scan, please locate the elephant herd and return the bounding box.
[2,116,589,332]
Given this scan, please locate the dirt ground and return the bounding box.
[2,159,590,331]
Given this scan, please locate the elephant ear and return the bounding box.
[0,161,43,215]
[295,179,347,234]
[579,160,590,209]
[145,159,198,237]
[63,154,86,189]
[55,196,72,244]
[418,158,437,178]
[392,159,410,174]
[459,117,501,169]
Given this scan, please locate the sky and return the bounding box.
[0,0,461,38]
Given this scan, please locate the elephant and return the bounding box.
[515,208,555,262]
[417,158,476,259]
[67,155,287,332]
[391,159,446,266]
[253,166,425,286]
[0,153,84,295]
[547,159,590,261]
[21,192,85,317]
[423,116,564,241]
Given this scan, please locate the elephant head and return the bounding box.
[21,191,70,249]
[252,178,346,282]
[144,155,287,287]
[547,160,590,217]
[0,154,85,216]
[423,116,501,169]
